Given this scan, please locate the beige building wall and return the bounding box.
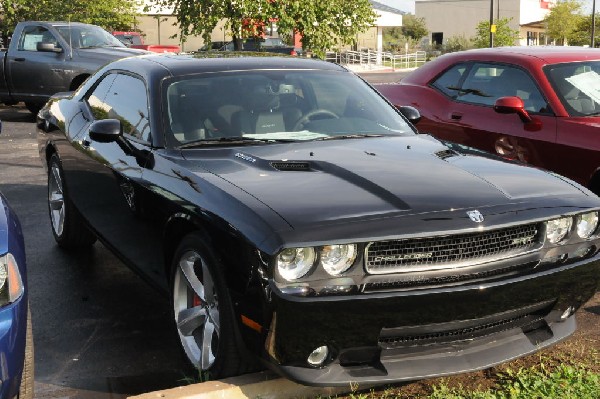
[136,16,232,52]
[416,0,521,45]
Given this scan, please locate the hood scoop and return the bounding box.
[435,149,458,160]
[270,161,312,171]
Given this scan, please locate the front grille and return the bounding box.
[379,313,544,348]
[363,261,539,292]
[366,223,541,274]
[378,300,554,349]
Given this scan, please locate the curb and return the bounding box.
[127,371,365,399]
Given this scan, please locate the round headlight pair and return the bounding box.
[546,212,600,244]
[276,244,357,281]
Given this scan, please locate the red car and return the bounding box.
[375,47,600,195]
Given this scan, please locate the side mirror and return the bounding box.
[494,96,541,132]
[396,105,421,124]
[36,42,63,53]
[89,119,122,143]
[88,119,154,168]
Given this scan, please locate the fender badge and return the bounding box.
[467,210,484,223]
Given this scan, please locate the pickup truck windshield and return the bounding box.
[56,25,125,49]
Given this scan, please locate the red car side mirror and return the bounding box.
[494,96,542,132]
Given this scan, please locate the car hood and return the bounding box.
[75,46,148,62]
[183,135,585,228]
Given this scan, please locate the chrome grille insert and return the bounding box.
[366,223,541,274]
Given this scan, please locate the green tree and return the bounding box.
[567,13,598,46]
[544,0,582,45]
[150,0,270,51]
[401,14,428,41]
[150,0,376,57]
[444,35,473,53]
[0,0,139,39]
[472,17,520,48]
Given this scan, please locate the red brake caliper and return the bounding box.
[193,294,202,307]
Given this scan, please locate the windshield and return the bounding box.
[56,25,125,49]
[165,70,414,146]
[545,61,600,116]
[114,33,143,46]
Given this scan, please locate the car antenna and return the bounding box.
[68,17,73,60]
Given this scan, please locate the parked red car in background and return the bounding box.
[112,31,180,53]
[375,47,600,195]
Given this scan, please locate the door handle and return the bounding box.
[13,58,25,62]
[450,112,463,120]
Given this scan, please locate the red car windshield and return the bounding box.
[545,61,600,117]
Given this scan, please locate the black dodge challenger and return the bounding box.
[37,53,600,386]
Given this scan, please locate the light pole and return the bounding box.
[592,0,597,48]
[489,0,494,47]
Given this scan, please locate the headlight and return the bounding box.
[576,212,599,239]
[546,217,572,244]
[320,244,357,276]
[0,253,24,305]
[276,247,315,281]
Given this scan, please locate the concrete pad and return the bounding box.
[127,370,359,399]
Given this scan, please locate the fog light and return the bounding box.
[560,306,574,320]
[307,345,329,367]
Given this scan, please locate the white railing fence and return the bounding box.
[325,49,426,70]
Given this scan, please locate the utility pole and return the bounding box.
[593,0,597,48]
[489,0,494,47]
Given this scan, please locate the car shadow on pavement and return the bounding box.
[0,104,37,123]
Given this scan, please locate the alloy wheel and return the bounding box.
[48,163,65,237]
[173,250,220,370]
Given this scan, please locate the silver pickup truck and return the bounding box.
[0,21,147,114]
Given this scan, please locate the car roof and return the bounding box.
[444,46,600,64]
[111,53,348,76]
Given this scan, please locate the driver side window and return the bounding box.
[19,26,59,51]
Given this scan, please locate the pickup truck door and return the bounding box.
[6,25,69,101]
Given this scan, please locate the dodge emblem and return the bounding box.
[467,210,484,223]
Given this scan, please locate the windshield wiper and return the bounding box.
[179,136,295,148]
[314,134,385,141]
[447,86,491,97]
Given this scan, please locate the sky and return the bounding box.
[376,0,598,15]
[376,0,415,14]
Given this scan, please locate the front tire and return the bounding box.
[47,153,96,249]
[171,232,246,379]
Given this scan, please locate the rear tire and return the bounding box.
[19,306,34,399]
[47,153,96,249]
[171,232,247,379]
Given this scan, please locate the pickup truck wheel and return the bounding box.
[171,232,246,379]
[24,102,41,115]
[47,154,96,249]
[18,305,34,399]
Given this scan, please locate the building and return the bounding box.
[416,0,553,47]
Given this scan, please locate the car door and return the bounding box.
[6,25,68,101]
[429,62,559,169]
[65,71,167,288]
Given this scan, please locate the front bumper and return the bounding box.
[264,256,600,386]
